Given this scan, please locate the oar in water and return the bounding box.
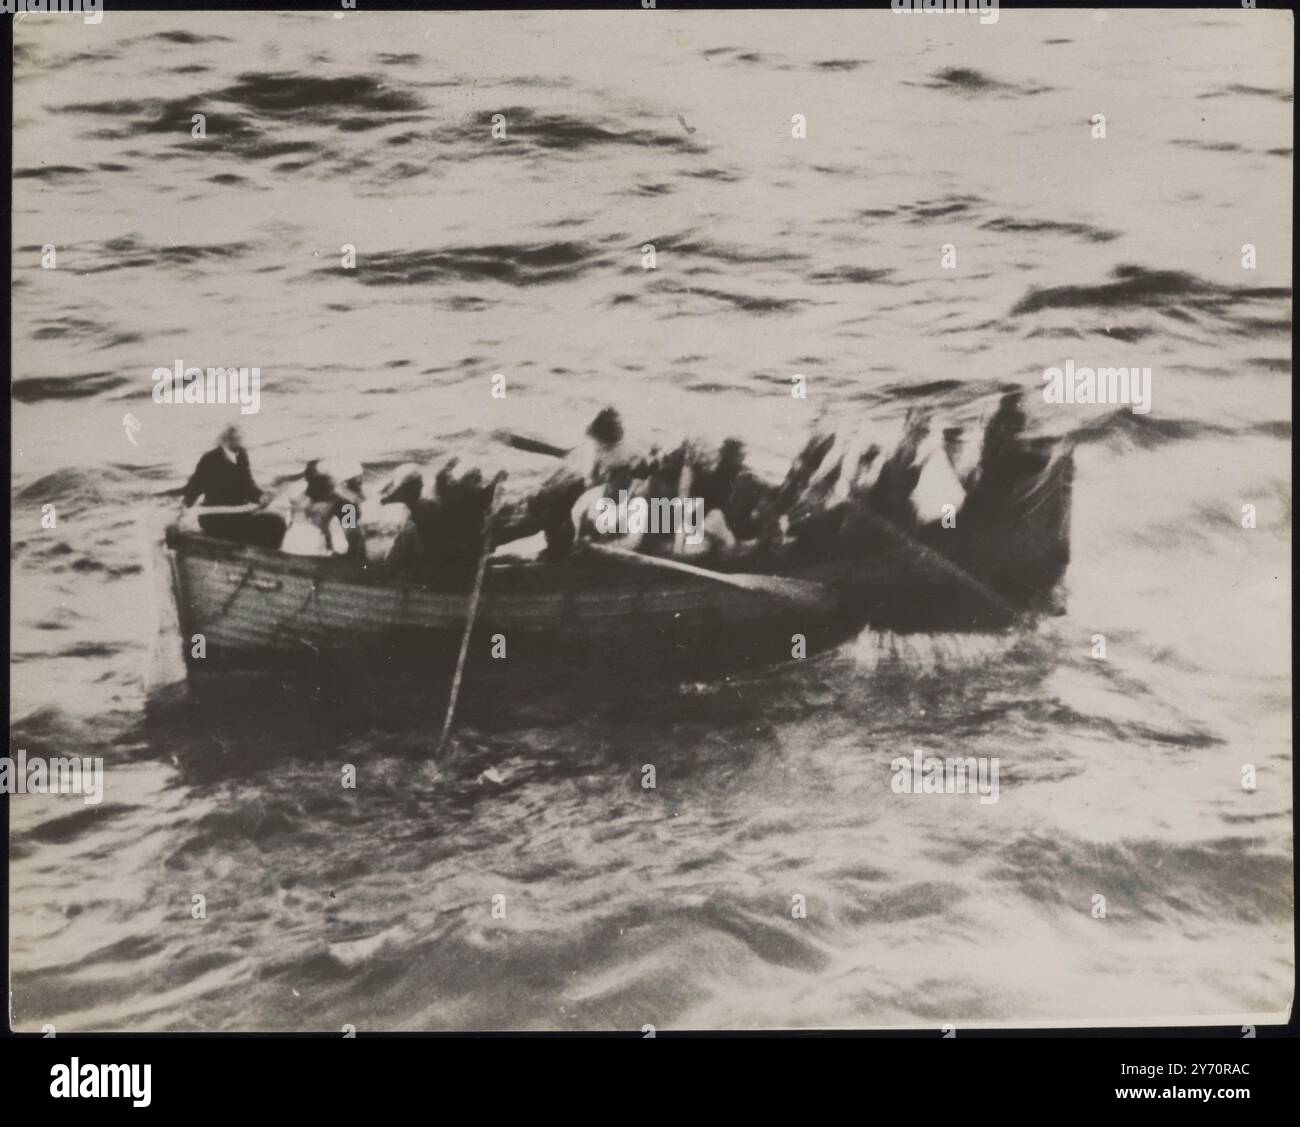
[850,506,1023,622]
[435,471,509,759]
[583,542,832,610]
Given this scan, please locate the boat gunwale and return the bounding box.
[164,525,833,600]
[163,442,1074,606]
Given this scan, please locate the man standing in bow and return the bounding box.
[179,424,282,547]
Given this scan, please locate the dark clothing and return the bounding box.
[183,446,282,547]
[974,392,1048,496]
[723,471,781,544]
[492,471,587,560]
[331,496,367,562]
[776,433,837,513]
[198,512,285,547]
[388,487,494,572]
[431,493,492,568]
[388,501,469,569]
[183,447,261,507]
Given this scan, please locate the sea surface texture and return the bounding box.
[9,9,1293,1030]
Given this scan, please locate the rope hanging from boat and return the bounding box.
[214,566,255,623]
[435,472,508,758]
[272,579,322,653]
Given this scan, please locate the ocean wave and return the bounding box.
[343,241,603,287]
[444,105,701,155]
[1010,264,1291,318]
[920,66,1052,96]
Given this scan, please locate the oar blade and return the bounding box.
[736,574,834,610]
[585,542,831,610]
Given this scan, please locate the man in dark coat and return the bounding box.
[180,425,283,547]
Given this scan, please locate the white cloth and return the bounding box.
[281,521,330,556]
[279,492,348,557]
[911,445,966,525]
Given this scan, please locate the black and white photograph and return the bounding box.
[6,0,1293,1047]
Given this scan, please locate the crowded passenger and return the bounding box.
[492,407,646,560]
[279,461,351,557]
[378,458,503,571]
[323,458,367,562]
[175,397,1046,573]
[377,463,437,566]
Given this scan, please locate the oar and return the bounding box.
[491,429,570,460]
[851,506,1023,622]
[491,428,833,610]
[152,466,317,500]
[488,428,832,613]
[187,503,265,516]
[583,542,831,610]
[491,424,1023,620]
[435,471,508,759]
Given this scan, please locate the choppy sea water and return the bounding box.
[8,9,1292,1030]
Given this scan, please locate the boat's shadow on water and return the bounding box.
[139,629,1065,789]
[138,664,765,782]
